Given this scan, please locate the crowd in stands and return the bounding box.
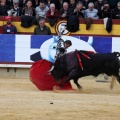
[0,0,120,34]
[0,0,120,19]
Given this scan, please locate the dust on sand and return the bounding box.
[0,76,120,120]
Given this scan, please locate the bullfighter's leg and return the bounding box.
[73,78,82,90]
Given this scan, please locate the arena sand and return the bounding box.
[0,76,120,120]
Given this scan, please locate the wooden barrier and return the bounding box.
[0,17,120,36]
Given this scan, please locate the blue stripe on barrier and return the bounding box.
[0,34,15,62]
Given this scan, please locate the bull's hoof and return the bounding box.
[53,86,61,93]
[53,86,60,90]
[110,86,113,90]
[78,87,82,90]
[59,84,64,88]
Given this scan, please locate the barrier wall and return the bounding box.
[0,17,120,36]
[0,34,120,67]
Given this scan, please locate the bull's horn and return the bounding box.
[48,65,54,72]
[45,72,51,76]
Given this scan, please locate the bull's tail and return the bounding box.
[117,59,120,84]
[113,52,120,68]
[119,59,120,68]
[113,52,120,57]
[114,52,120,84]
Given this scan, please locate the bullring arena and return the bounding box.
[0,75,120,120]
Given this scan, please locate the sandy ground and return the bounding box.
[0,76,120,120]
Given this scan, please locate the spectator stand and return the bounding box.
[0,17,120,36]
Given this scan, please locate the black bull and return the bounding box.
[49,50,120,89]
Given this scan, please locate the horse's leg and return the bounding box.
[74,78,82,90]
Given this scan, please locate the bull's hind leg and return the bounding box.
[110,75,115,89]
[74,78,82,90]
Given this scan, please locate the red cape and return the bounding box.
[29,59,73,91]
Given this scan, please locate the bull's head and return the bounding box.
[48,58,65,82]
[48,65,64,82]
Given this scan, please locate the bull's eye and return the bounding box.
[51,71,56,75]
[53,46,56,49]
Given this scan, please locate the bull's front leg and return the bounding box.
[74,78,82,90]
[60,70,80,88]
[60,76,71,88]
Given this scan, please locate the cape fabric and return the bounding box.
[29,59,73,91]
